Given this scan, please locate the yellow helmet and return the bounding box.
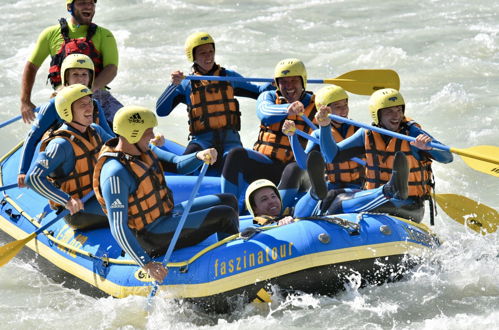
[274,58,307,90]
[113,106,158,144]
[184,32,215,62]
[61,53,95,87]
[245,179,281,217]
[315,85,348,110]
[368,88,405,124]
[55,84,93,122]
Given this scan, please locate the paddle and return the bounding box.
[0,108,39,129]
[0,192,94,267]
[435,194,498,234]
[186,69,400,96]
[328,114,499,178]
[0,183,18,192]
[146,162,209,309]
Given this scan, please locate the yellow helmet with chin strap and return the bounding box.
[315,85,348,110]
[113,106,158,144]
[368,88,405,124]
[274,58,307,90]
[61,53,95,87]
[184,32,215,62]
[245,179,281,217]
[55,84,93,122]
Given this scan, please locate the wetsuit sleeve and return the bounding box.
[99,160,152,267]
[97,27,119,67]
[151,145,203,174]
[256,91,289,125]
[25,139,73,206]
[156,80,190,117]
[409,125,454,163]
[289,134,307,169]
[320,125,366,163]
[94,100,114,136]
[18,100,60,175]
[226,69,275,99]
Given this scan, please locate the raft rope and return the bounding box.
[1,193,370,271]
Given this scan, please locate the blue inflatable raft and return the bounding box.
[0,141,440,312]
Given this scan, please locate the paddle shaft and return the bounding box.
[186,76,326,84]
[147,162,209,303]
[328,114,499,165]
[0,192,94,267]
[32,193,95,236]
[0,108,39,129]
[185,69,400,96]
[0,183,18,192]
[294,129,366,166]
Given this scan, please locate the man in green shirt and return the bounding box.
[20,0,122,125]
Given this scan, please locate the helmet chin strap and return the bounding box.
[69,120,87,130]
[134,142,146,154]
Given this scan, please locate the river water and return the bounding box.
[0,0,498,329]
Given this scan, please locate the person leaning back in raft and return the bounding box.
[93,106,240,282]
[316,88,453,223]
[155,32,275,174]
[220,58,317,211]
[25,84,114,230]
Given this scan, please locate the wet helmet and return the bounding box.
[55,84,93,122]
[273,58,307,90]
[315,85,348,110]
[184,32,215,62]
[245,179,281,217]
[368,88,405,124]
[60,53,94,87]
[113,106,158,144]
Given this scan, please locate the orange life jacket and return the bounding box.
[40,126,103,209]
[93,139,174,231]
[364,121,433,198]
[188,65,240,134]
[253,92,317,163]
[326,124,364,186]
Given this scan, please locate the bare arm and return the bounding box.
[20,61,39,124]
[92,64,118,91]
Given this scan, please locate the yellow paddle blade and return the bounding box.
[0,233,36,267]
[451,145,499,178]
[435,194,499,234]
[324,69,400,95]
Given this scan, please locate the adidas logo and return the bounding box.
[110,198,125,209]
[38,159,49,169]
[128,113,144,124]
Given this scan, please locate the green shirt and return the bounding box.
[28,20,119,68]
